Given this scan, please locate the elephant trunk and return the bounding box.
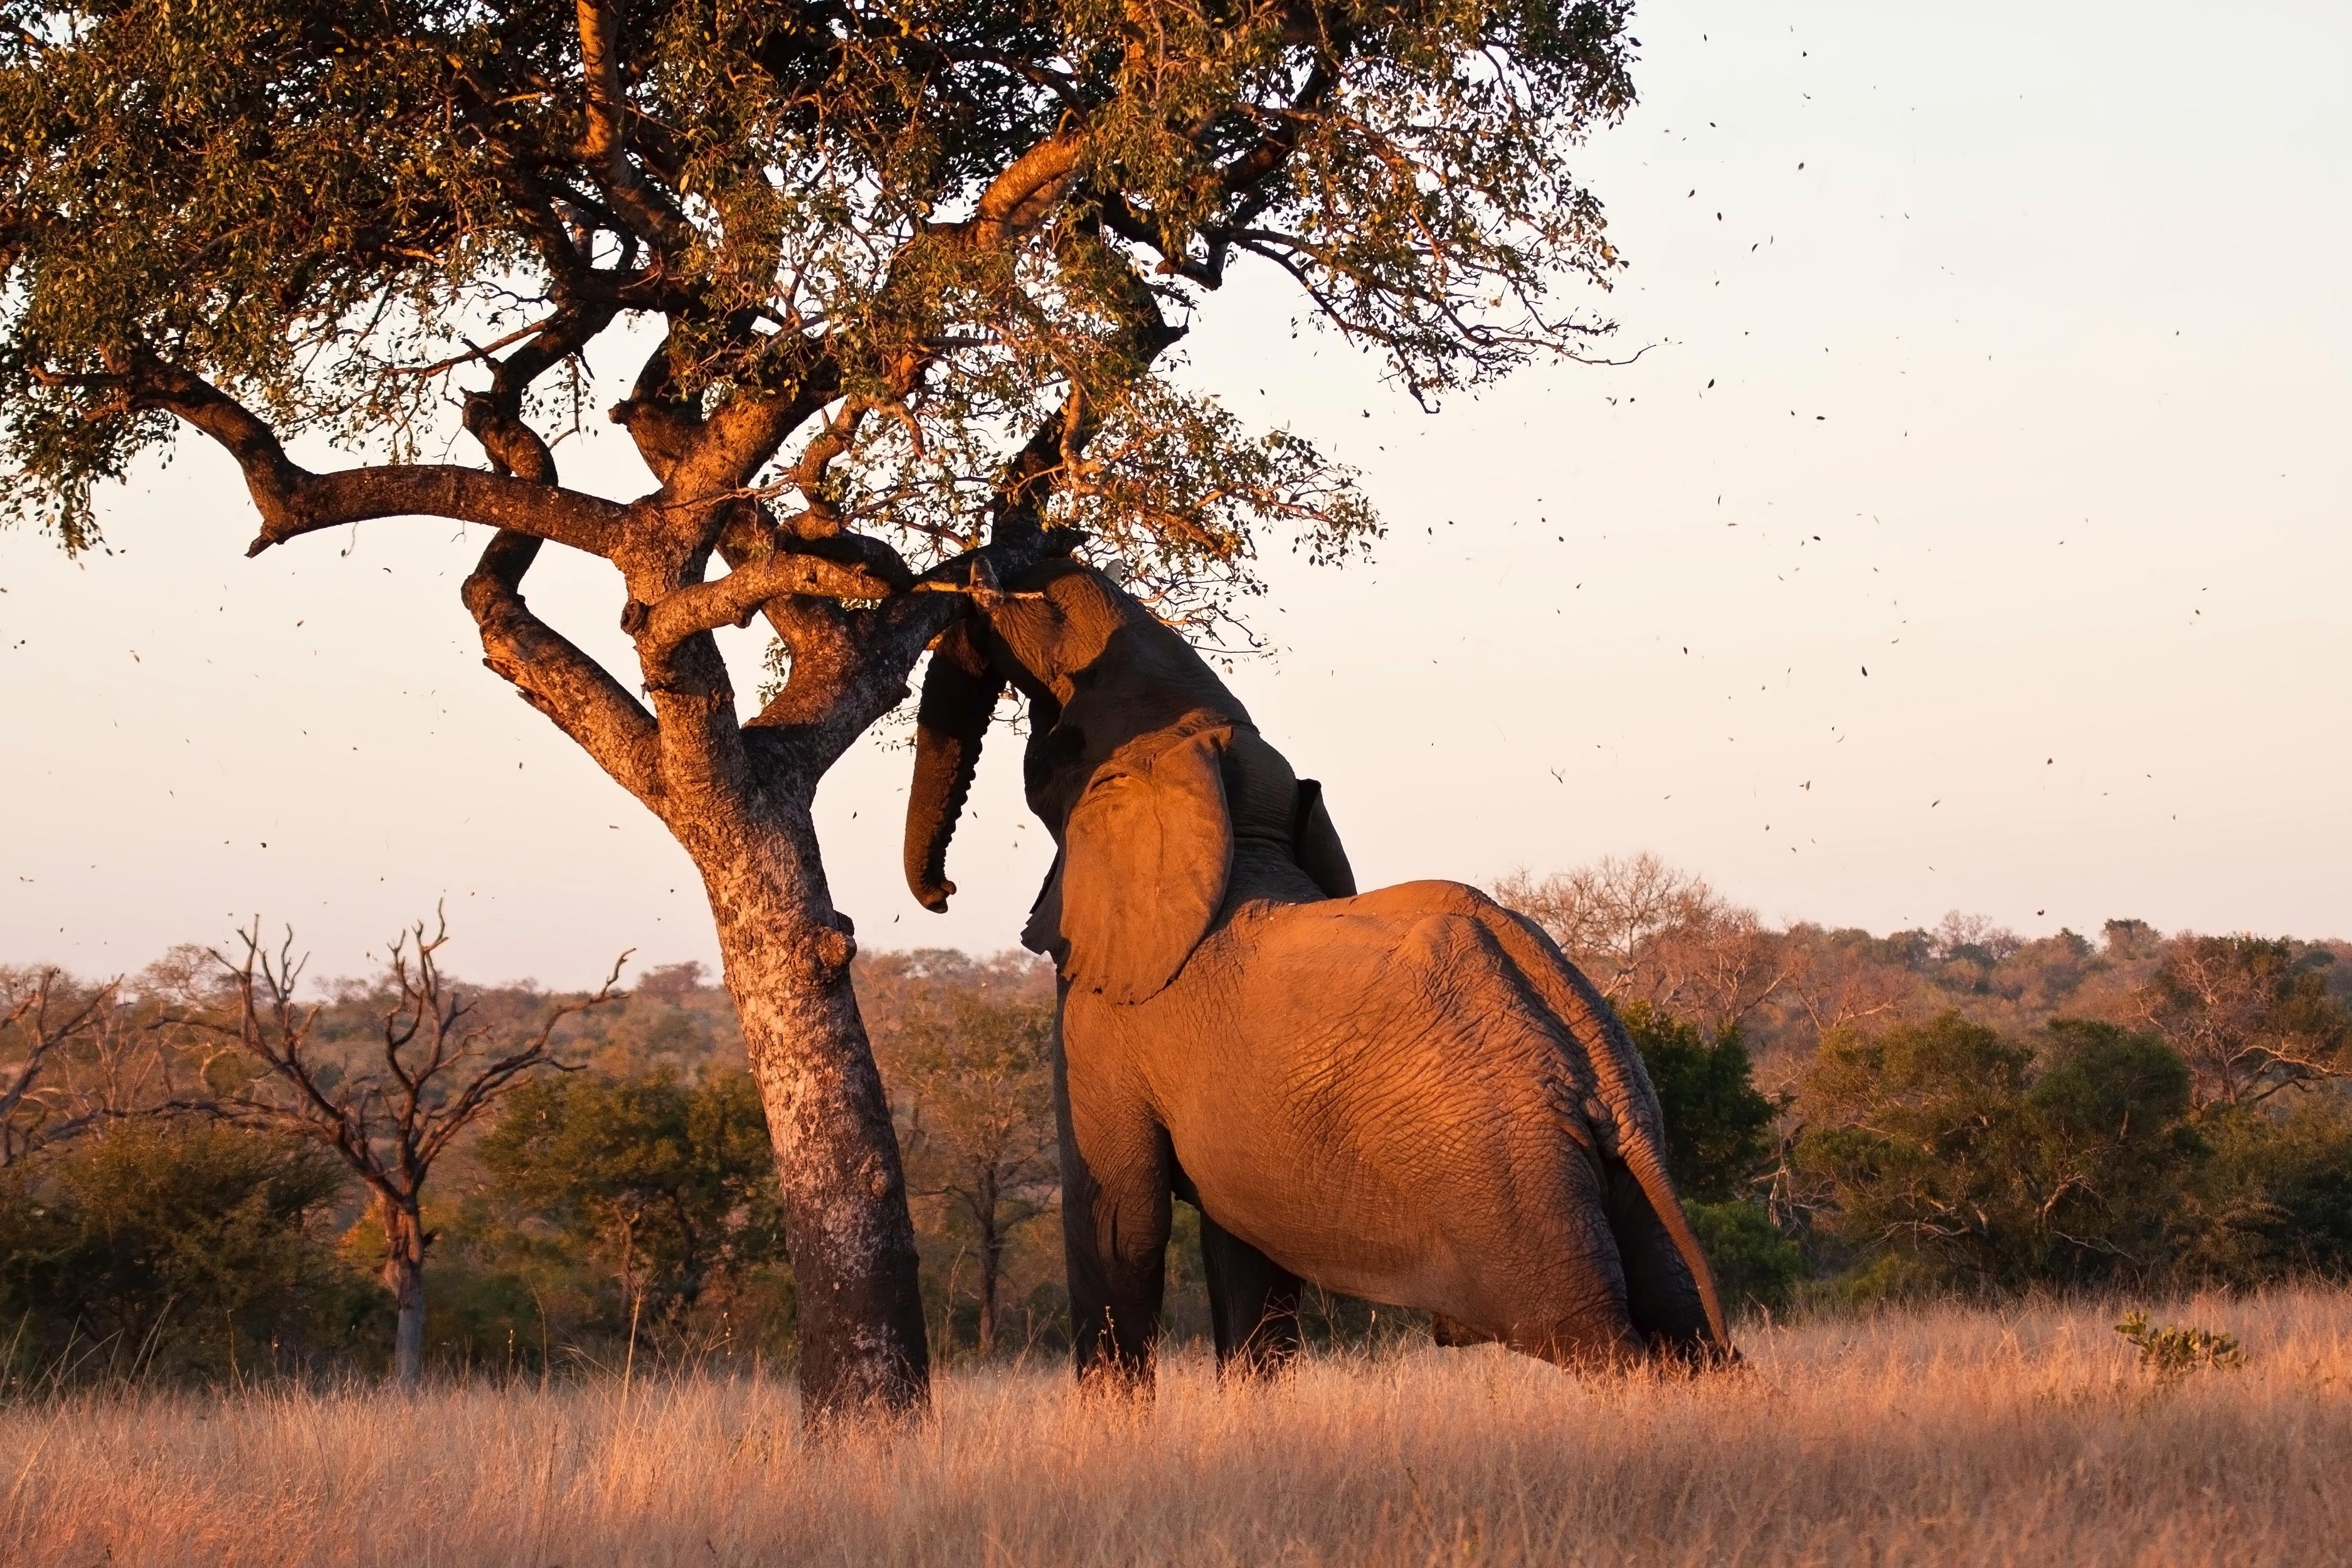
[904,618,1003,912]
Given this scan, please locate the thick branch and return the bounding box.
[575,0,692,250]
[249,465,631,558]
[935,130,1084,249]
[758,532,1073,770]
[102,351,632,558]
[464,565,662,801]
[630,538,914,664]
[667,347,840,504]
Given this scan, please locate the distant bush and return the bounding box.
[1789,1007,2352,1299]
[2180,1093,2352,1283]
[0,1122,368,1385]
[1795,1014,2201,1291]
[1620,1003,1805,1316]
[469,1070,790,1353]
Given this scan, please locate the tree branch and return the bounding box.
[630,537,914,664]
[464,564,663,802]
[938,130,1086,249]
[0,970,118,1163]
[97,351,632,558]
[250,465,631,558]
[575,0,692,251]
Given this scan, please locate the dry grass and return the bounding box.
[4,1288,2348,1567]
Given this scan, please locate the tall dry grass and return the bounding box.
[4,1288,2347,1567]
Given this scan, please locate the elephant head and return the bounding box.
[903,558,1350,1002]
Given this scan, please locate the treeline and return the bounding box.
[1507,856,2352,1313]
[3,862,2348,1385]
[0,936,1073,1387]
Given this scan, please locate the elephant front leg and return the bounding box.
[1057,1082,1173,1389]
[1198,1210,1303,1376]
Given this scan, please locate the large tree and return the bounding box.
[1,0,1637,1414]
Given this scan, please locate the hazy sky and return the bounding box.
[4,1,2347,987]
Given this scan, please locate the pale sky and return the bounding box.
[4,1,2347,987]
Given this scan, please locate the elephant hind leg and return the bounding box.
[1197,1209,1304,1377]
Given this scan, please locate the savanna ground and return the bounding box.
[4,1288,2346,1567]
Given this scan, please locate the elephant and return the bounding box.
[902,556,1729,1380]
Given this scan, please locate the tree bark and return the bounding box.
[689,794,929,1420]
[977,1177,1002,1355]
[380,1198,426,1390]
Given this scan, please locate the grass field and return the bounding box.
[3,1288,2346,1567]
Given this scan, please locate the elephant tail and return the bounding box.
[1616,1116,1730,1351]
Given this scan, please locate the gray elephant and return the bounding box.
[903,558,1728,1380]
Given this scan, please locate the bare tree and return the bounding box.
[1767,927,1911,1062]
[176,914,623,1386]
[1493,854,1790,1032]
[2134,935,2352,1113]
[0,967,122,1166]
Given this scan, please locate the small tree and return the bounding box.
[1618,1000,1779,1205]
[178,915,622,1386]
[0,967,121,1165]
[1618,1000,1804,1313]
[879,992,1057,1355]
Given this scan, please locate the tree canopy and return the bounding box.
[2,0,1636,618]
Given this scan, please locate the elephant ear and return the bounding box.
[1291,778,1357,898]
[1059,728,1234,1004]
[1019,850,1069,967]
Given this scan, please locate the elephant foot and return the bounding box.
[1074,1355,1157,1401]
[1430,1312,1495,1348]
[1514,1316,1650,1373]
[1646,1330,1745,1375]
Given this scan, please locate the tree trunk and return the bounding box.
[694,802,930,1421]
[975,1168,1002,1355]
[380,1198,426,1390]
[978,1232,1007,1353]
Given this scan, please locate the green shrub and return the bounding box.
[1804,1250,1949,1313]
[1687,1199,1807,1316]
[1796,1014,2200,1290]
[1622,1002,1782,1205]
[0,1121,363,1385]
[2114,1309,2244,1377]
[471,1070,788,1345]
[2180,1089,2352,1283]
